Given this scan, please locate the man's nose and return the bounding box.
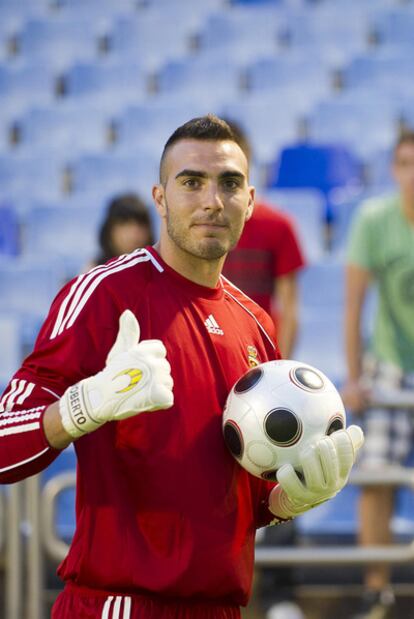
[202,183,224,211]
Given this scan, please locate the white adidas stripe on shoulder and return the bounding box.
[220,275,276,350]
[50,249,163,340]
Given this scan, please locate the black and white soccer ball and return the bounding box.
[222,359,346,481]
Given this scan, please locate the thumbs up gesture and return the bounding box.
[59,310,174,439]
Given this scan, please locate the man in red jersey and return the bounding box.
[222,120,305,359]
[0,115,363,619]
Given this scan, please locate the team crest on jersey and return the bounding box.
[114,368,143,393]
[247,346,260,367]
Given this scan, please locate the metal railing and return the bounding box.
[4,393,414,619]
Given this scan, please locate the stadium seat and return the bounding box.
[280,7,369,68]
[107,14,192,71]
[62,60,148,110]
[306,97,398,158]
[299,259,345,312]
[0,313,22,390]
[15,103,110,154]
[22,204,104,277]
[113,101,214,167]
[16,16,101,70]
[262,188,325,262]
[0,204,20,257]
[371,7,414,46]
[341,49,414,98]
[0,61,55,122]
[0,259,63,348]
[0,153,64,202]
[155,55,242,102]
[196,7,279,62]
[245,54,330,100]
[220,93,305,164]
[69,151,160,204]
[268,142,362,194]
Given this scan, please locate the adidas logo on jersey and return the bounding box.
[204,314,224,335]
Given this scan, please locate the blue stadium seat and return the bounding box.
[299,260,345,311]
[0,153,63,202]
[0,260,63,347]
[22,204,104,277]
[155,56,241,102]
[0,62,55,120]
[220,93,304,164]
[15,103,110,154]
[113,102,215,174]
[307,97,397,158]
[0,204,20,257]
[246,54,330,99]
[0,313,22,390]
[16,17,101,70]
[263,188,325,263]
[63,60,147,109]
[371,7,414,46]
[295,310,346,386]
[268,142,362,194]
[108,14,191,71]
[196,7,279,62]
[69,152,160,204]
[341,49,414,98]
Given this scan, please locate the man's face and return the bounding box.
[393,141,414,201]
[153,139,255,261]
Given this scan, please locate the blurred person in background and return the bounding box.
[222,120,306,619]
[90,192,154,268]
[342,130,414,619]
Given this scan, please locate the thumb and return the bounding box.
[347,424,365,454]
[107,310,140,363]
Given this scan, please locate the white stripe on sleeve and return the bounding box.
[0,422,40,437]
[16,381,35,405]
[5,380,27,411]
[123,597,132,619]
[101,596,114,619]
[0,378,19,411]
[112,596,122,619]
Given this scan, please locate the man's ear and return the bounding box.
[245,186,255,222]
[152,184,167,218]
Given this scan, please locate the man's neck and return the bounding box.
[154,241,225,288]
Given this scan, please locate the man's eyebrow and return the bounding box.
[175,169,208,180]
[219,170,245,180]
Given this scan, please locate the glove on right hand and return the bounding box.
[269,425,364,520]
[59,310,174,439]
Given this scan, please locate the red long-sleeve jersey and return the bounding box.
[0,246,280,606]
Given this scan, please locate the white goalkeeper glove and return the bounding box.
[269,425,364,521]
[59,309,174,439]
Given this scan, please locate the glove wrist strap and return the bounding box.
[59,381,102,439]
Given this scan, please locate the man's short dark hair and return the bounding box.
[159,114,243,184]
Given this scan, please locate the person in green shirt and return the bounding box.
[343,130,414,619]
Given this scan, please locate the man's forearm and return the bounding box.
[43,401,74,450]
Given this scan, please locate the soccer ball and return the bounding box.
[222,359,346,481]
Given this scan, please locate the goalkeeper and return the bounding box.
[0,115,363,619]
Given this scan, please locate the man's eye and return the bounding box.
[223,179,239,190]
[183,179,199,188]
